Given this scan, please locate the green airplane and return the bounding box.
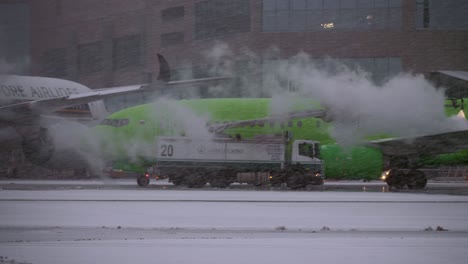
[93,97,467,185]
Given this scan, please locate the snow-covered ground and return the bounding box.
[1,189,467,264]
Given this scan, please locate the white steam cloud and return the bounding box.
[278,53,467,145]
[150,97,212,138]
[46,120,105,176]
[0,57,30,75]
[0,60,16,75]
[199,46,467,146]
[93,97,214,166]
[120,97,213,163]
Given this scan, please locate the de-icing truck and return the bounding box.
[137,135,324,189]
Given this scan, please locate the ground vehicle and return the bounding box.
[137,135,324,189]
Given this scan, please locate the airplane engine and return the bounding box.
[21,127,55,166]
[19,124,95,173]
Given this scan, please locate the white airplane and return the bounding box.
[0,54,227,169]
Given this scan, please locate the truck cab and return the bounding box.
[290,139,324,178]
[289,140,325,180]
[292,140,320,161]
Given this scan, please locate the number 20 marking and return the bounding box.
[161,144,174,157]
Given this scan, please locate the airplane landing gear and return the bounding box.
[384,169,427,190]
[385,169,408,189]
[406,170,427,189]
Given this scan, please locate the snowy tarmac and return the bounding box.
[2,178,468,195]
[0,186,468,264]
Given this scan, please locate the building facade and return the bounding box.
[2,0,468,99]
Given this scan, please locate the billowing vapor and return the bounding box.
[0,57,30,75]
[199,46,467,146]
[202,43,264,97]
[277,53,467,145]
[124,97,213,163]
[150,97,212,138]
[0,60,16,75]
[93,97,214,166]
[45,120,105,176]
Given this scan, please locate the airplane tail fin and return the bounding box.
[157,53,171,82]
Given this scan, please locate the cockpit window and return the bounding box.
[120,119,129,126]
[298,143,314,158]
[100,118,130,127]
[111,119,120,127]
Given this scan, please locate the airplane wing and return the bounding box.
[165,76,229,86]
[1,75,230,116]
[366,129,468,156]
[209,109,328,133]
[0,84,149,116]
[0,53,231,122]
[91,77,227,93]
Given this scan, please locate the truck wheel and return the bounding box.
[169,173,184,186]
[385,169,407,189]
[209,170,230,188]
[185,171,206,188]
[287,172,307,190]
[309,176,324,185]
[210,178,230,188]
[187,179,206,188]
[406,170,427,189]
[137,175,150,187]
[269,171,284,187]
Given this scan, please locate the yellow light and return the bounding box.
[321,22,334,29]
[380,170,390,181]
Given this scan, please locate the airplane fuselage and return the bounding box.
[0,75,108,121]
[0,75,85,102]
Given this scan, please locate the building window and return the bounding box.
[161,32,184,47]
[78,41,103,75]
[42,48,67,78]
[112,35,141,70]
[262,0,401,32]
[416,0,468,29]
[338,57,402,83]
[161,6,185,22]
[262,57,402,93]
[195,0,251,40]
[343,57,402,83]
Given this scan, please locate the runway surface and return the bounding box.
[1,178,468,195]
[0,180,467,264]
